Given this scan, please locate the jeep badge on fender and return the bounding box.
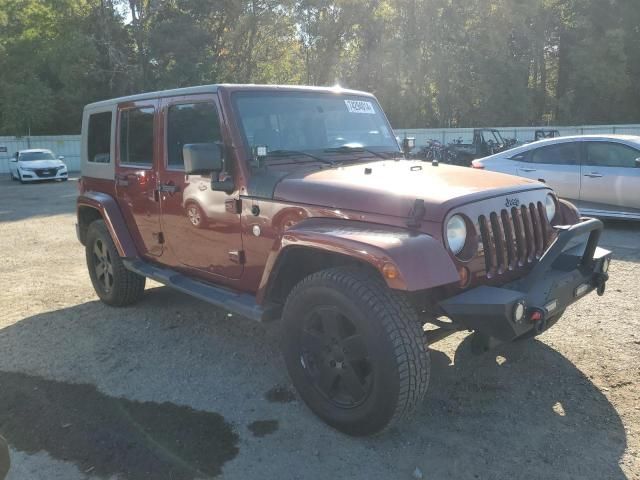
[76,84,611,436]
[505,197,520,208]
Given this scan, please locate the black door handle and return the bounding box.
[159,183,179,193]
[116,174,129,187]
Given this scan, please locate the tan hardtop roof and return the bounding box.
[84,84,372,110]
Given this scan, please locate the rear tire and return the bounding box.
[85,220,146,306]
[282,266,430,436]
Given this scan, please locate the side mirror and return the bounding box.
[9,158,17,163]
[183,143,223,175]
[635,158,640,168]
[402,137,415,155]
[58,155,65,161]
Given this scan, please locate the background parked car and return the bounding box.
[472,135,640,220]
[9,149,68,184]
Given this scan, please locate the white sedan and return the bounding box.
[472,135,640,221]
[9,149,68,184]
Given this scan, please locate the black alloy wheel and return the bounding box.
[300,306,373,408]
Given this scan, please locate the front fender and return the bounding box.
[77,192,138,258]
[258,218,460,301]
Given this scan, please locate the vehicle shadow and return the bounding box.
[0,288,628,480]
[0,177,77,223]
[395,337,628,479]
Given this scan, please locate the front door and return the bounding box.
[115,101,163,257]
[158,95,244,280]
[580,141,640,215]
[516,141,581,202]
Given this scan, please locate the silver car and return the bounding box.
[472,135,640,220]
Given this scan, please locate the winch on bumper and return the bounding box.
[439,218,611,342]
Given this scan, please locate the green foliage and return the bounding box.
[0,0,637,134]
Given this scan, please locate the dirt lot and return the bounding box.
[0,176,638,480]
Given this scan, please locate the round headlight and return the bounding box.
[545,194,557,222]
[446,215,467,255]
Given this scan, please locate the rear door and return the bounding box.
[581,141,640,214]
[115,100,163,258]
[158,95,244,280]
[516,141,581,202]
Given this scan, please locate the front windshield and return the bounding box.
[233,92,399,158]
[19,151,55,161]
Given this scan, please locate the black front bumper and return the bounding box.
[439,218,611,342]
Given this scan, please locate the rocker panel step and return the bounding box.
[123,259,264,322]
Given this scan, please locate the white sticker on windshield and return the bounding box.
[344,99,376,114]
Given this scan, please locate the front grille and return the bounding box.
[478,202,555,278]
[34,168,57,178]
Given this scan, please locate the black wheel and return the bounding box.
[86,220,145,306]
[18,173,26,184]
[282,267,430,436]
[186,202,206,228]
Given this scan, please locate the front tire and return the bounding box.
[85,220,146,306]
[282,267,430,436]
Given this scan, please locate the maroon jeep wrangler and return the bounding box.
[77,84,611,435]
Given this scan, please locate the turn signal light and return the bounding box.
[382,263,399,280]
[458,266,470,287]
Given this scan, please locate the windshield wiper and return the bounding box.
[323,145,401,160]
[265,149,334,165]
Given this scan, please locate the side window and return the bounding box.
[120,107,154,166]
[87,112,112,163]
[529,142,579,165]
[167,102,221,168]
[586,142,639,168]
[509,151,528,161]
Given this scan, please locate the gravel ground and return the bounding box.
[0,176,638,480]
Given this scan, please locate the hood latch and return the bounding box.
[407,199,426,229]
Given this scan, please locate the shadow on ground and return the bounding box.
[0,287,629,480]
[0,177,77,222]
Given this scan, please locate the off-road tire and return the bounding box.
[86,220,146,306]
[282,266,430,436]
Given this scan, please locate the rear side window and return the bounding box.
[529,142,580,165]
[167,102,221,168]
[120,107,154,166]
[87,112,112,163]
[586,142,639,168]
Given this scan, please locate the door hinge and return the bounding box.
[229,250,245,264]
[225,198,242,214]
[153,232,165,244]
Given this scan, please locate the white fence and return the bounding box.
[394,124,640,147]
[0,135,81,174]
[2,124,640,174]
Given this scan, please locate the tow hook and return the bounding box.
[528,308,547,334]
[594,272,608,296]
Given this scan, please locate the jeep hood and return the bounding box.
[273,160,547,221]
